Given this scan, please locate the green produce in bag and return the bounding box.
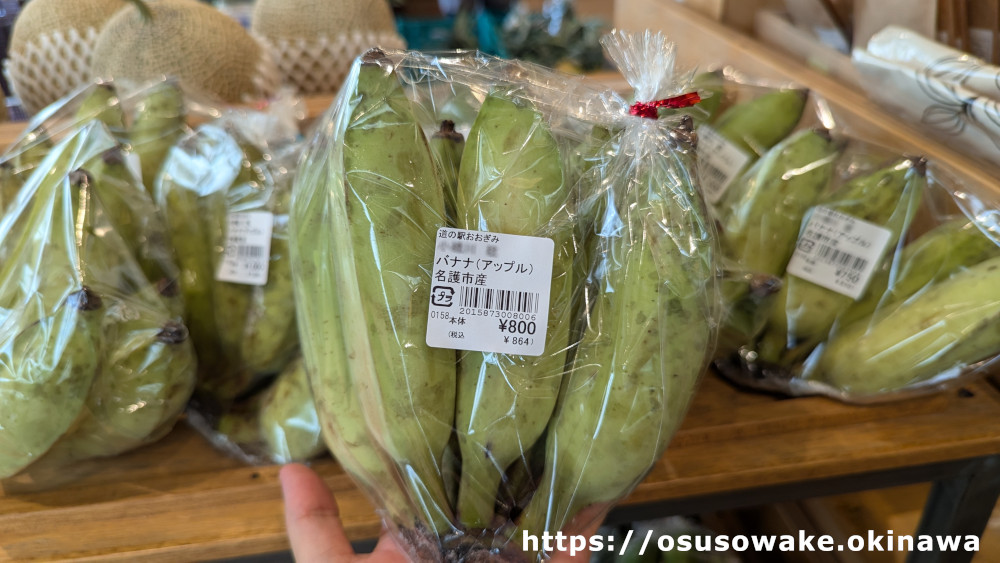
[290,33,719,562]
[0,119,196,482]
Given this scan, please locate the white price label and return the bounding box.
[216,212,273,286]
[697,125,752,204]
[426,228,554,356]
[785,206,893,299]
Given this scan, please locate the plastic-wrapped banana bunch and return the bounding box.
[617,69,812,355]
[155,118,311,461]
[713,136,1000,402]
[0,81,187,312]
[0,121,196,485]
[290,31,720,562]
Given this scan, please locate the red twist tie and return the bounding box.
[629,92,702,119]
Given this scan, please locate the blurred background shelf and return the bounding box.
[615,0,1000,196]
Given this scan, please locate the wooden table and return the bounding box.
[3,373,1000,561]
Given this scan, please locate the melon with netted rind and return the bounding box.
[250,0,406,95]
[5,0,126,115]
[90,0,281,104]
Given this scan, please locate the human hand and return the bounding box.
[280,463,601,562]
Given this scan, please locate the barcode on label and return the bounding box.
[235,245,265,259]
[816,244,868,273]
[785,205,893,300]
[460,286,540,314]
[702,162,728,188]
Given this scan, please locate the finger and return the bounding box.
[562,503,607,538]
[363,530,411,563]
[549,503,609,563]
[280,463,356,562]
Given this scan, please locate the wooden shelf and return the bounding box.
[3,374,1000,561]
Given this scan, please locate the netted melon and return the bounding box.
[251,0,406,95]
[90,0,281,104]
[5,0,126,115]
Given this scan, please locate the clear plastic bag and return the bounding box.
[210,355,326,464]
[0,80,193,307]
[148,97,318,463]
[713,132,1000,403]
[155,113,303,416]
[647,69,826,359]
[290,30,720,561]
[0,114,196,487]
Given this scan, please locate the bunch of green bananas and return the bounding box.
[290,47,719,560]
[0,120,196,481]
[155,121,301,410]
[154,124,318,463]
[712,114,1000,397]
[809,216,1000,396]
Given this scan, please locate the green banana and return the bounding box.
[428,120,464,224]
[0,129,113,477]
[205,186,256,400]
[130,80,186,194]
[157,127,245,383]
[720,128,842,275]
[46,316,196,460]
[74,83,125,130]
[341,51,454,531]
[209,131,284,401]
[0,288,104,478]
[757,156,926,366]
[814,255,1000,395]
[290,49,453,532]
[453,92,572,530]
[213,357,323,463]
[715,271,783,355]
[40,158,194,461]
[87,146,180,296]
[216,396,266,448]
[516,125,715,547]
[836,217,1000,329]
[710,88,807,159]
[240,171,299,376]
[259,356,325,463]
[714,129,841,351]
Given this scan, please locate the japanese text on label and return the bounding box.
[426,227,555,356]
[785,206,893,299]
[216,211,274,286]
[697,125,752,204]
